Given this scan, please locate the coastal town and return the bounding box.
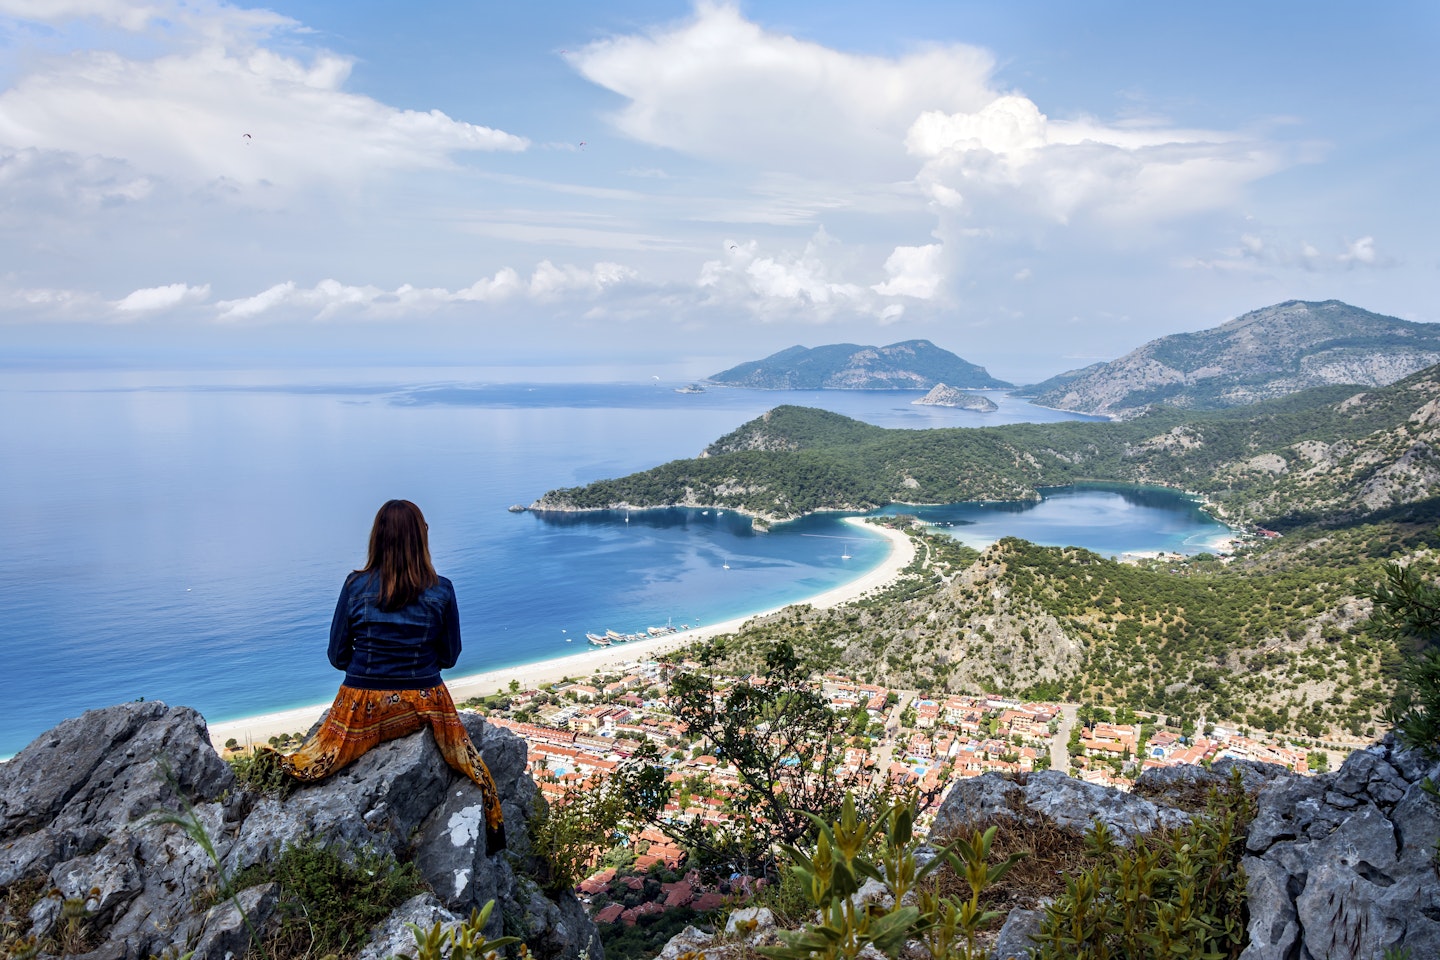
[455,653,1327,937]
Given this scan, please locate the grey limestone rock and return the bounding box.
[355,893,461,960]
[656,925,717,960]
[932,770,1190,844]
[189,882,282,960]
[989,906,1044,960]
[1133,757,1294,801]
[725,906,776,940]
[934,749,1439,960]
[0,702,596,960]
[1239,735,1440,960]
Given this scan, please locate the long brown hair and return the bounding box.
[359,499,438,610]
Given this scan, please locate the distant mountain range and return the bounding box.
[1021,300,1440,419]
[709,340,1010,390]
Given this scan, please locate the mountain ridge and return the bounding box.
[1022,299,1440,419]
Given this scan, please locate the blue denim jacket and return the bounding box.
[327,570,461,690]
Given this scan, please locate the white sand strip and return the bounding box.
[206,518,915,751]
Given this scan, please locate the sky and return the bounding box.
[0,0,1435,383]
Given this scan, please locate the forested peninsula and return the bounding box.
[534,363,1440,531]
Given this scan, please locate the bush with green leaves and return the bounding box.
[225,840,426,958]
[1369,562,1440,757]
[761,792,1023,960]
[1031,770,1254,960]
[409,900,521,960]
[225,747,294,797]
[529,754,665,893]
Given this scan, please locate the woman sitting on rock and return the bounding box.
[273,499,504,854]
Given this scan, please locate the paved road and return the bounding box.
[869,690,914,785]
[1051,703,1078,772]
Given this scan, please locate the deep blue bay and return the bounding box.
[0,367,1230,757]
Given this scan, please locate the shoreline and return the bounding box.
[205,518,915,751]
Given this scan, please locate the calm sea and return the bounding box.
[0,367,1227,756]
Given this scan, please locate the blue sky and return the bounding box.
[0,0,1435,382]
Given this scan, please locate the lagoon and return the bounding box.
[0,368,1228,756]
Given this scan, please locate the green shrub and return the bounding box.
[761,792,1023,960]
[229,840,426,958]
[409,900,520,960]
[1368,563,1440,757]
[1031,770,1254,960]
[227,748,294,798]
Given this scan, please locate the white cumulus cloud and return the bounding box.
[569,1,995,180]
[113,281,210,312]
[909,98,1284,225]
[871,244,944,299]
[211,263,639,322]
[0,0,165,29]
[529,261,638,298]
[697,231,920,323]
[0,4,527,195]
[1182,232,1391,274]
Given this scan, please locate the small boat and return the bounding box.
[841,550,851,560]
[606,629,628,642]
[586,633,610,646]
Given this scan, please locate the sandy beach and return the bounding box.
[206,518,915,751]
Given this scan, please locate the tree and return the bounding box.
[1367,563,1440,757]
[531,747,667,891]
[648,639,874,877]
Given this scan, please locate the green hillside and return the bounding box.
[536,365,1440,530]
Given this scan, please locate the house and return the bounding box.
[594,903,625,925]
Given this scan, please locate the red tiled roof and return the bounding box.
[691,892,726,912]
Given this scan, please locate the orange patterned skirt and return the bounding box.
[276,683,505,855]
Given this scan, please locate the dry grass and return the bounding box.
[928,803,1099,911]
[0,876,103,959]
[1130,776,1216,813]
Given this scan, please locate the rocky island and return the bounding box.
[911,382,998,411]
[708,339,1009,390]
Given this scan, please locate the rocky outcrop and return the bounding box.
[931,745,1440,959]
[911,384,999,412]
[932,768,1196,844]
[1240,735,1440,960]
[0,701,598,960]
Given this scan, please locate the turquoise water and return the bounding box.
[0,368,1228,756]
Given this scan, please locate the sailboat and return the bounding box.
[841,548,851,560]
